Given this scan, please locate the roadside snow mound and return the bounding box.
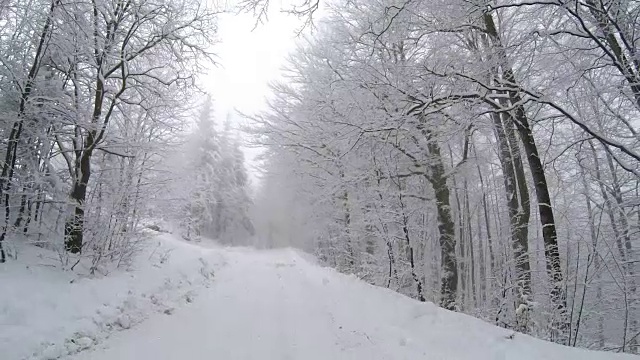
[0,234,223,360]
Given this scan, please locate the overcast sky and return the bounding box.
[204,6,303,185]
[207,12,299,114]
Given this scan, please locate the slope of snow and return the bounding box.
[0,233,222,360]
[66,244,635,360]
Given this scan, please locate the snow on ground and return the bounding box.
[53,243,634,360]
[0,233,223,360]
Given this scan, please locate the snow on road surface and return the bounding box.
[69,244,634,360]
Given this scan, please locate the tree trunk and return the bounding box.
[604,151,638,353]
[490,109,532,332]
[22,196,34,234]
[464,178,478,308]
[398,182,425,301]
[0,0,58,262]
[578,156,605,348]
[589,141,632,350]
[449,145,467,309]
[461,130,477,308]
[14,190,28,230]
[65,150,92,253]
[424,128,458,310]
[374,167,398,289]
[338,168,354,270]
[474,144,493,304]
[582,0,640,111]
[511,102,568,339]
[483,12,568,339]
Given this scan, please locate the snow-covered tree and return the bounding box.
[183,96,222,239]
[175,99,254,244]
[0,0,218,268]
[250,0,640,354]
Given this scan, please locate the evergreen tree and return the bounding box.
[183,96,221,240]
[181,102,253,243]
[213,119,254,243]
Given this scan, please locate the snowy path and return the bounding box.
[70,247,633,360]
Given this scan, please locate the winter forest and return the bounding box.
[2,0,640,358]
[0,0,255,256]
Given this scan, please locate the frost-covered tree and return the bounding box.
[183,96,222,239]
[216,134,255,243]
[175,99,254,244]
[251,0,640,354]
[0,0,218,268]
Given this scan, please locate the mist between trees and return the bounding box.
[0,2,252,271]
[248,0,640,354]
[2,0,640,356]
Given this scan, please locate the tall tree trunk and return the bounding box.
[0,0,58,262]
[449,145,467,309]
[475,29,531,323]
[582,0,640,110]
[464,178,478,308]
[578,156,605,348]
[509,93,567,338]
[589,141,632,350]
[461,132,477,308]
[490,109,532,332]
[483,12,568,339]
[474,144,493,304]
[64,0,113,253]
[424,127,458,310]
[374,167,398,289]
[338,168,354,270]
[604,151,638,353]
[398,185,425,301]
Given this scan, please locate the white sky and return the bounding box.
[205,7,303,185]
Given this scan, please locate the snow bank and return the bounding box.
[71,247,635,360]
[267,249,636,360]
[0,233,223,360]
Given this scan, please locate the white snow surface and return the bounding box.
[1,233,220,360]
[3,234,637,360]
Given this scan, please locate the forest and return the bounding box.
[0,1,252,270]
[1,0,640,357]
[251,0,640,354]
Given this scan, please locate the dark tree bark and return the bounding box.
[0,0,59,262]
[491,110,532,332]
[449,145,467,308]
[424,128,458,310]
[510,94,568,337]
[398,181,426,302]
[461,133,478,308]
[13,190,28,230]
[338,167,354,269]
[483,12,568,339]
[579,0,640,110]
[65,149,92,253]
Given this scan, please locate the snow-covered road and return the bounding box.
[70,247,633,360]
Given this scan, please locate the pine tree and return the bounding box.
[180,102,253,243]
[183,96,221,240]
[213,118,254,243]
